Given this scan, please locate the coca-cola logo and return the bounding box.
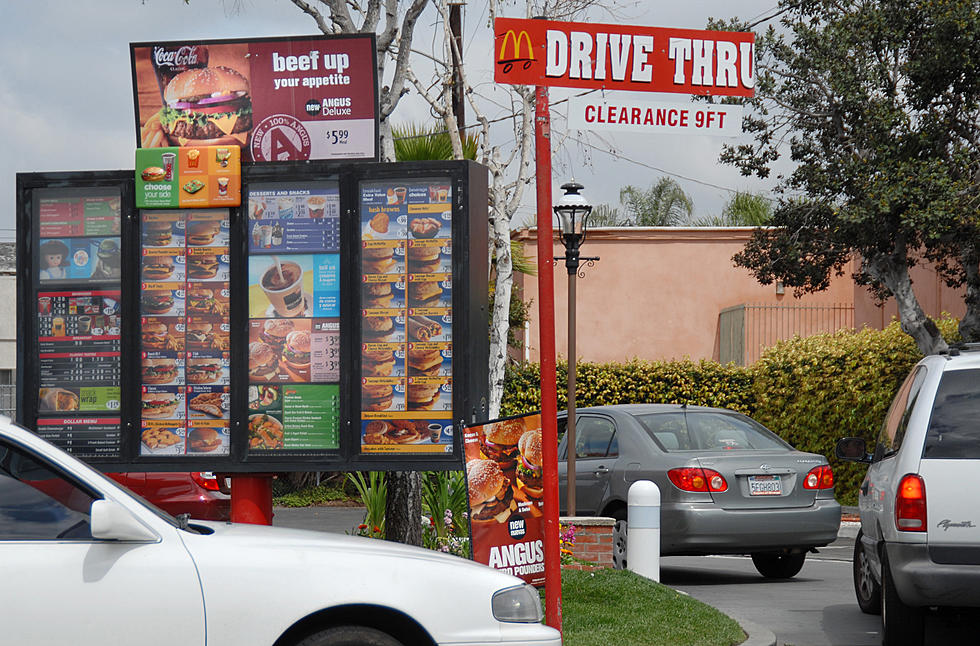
[153,46,204,68]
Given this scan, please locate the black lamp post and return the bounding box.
[553,180,596,517]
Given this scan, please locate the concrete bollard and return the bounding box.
[627,480,661,582]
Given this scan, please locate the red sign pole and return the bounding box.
[231,475,274,525]
[534,81,562,631]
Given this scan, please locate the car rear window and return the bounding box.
[924,368,980,459]
[635,411,789,451]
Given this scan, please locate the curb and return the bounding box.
[735,617,777,646]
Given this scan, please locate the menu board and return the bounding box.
[246,185,341,452]
[34,190,123,457]
[358,179,454,454]
[139,210,231,456]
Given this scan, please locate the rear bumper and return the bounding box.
[887,542,980,608]
[659,498,841,555]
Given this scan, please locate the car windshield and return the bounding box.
[635,411,789,452]
[924,368,980,459]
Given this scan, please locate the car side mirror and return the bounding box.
[90,499,159,542]
[835,437,871,463]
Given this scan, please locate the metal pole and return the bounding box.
[566,252,577,517]
[534,80,562,632]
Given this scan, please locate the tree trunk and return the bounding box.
[488,178,513,419]
[958,248,980,342]
[865,248,948,355]
[384,471,422,546]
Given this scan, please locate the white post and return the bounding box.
[627,480,661,581]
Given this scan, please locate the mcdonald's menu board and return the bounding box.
[358,179,454,454]
[34,189,123,458]
[139,209,231,457]
[246,184,341,453]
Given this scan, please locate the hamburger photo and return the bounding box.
[408,346,443,376]
[407,382,441,410]
[142,289,174,315]
[142,321,176,351]
[361,348,396,377]
[408,244,442,273]
[516,429,544,499]
[480,418,526,472]
[160,66,253,146]
[141,166,166,182]
[466,458,515,524]
[141,391,179,419]
[185,321,214,349]
[187,254,219,280]
[362,282,394,308]
[186,288,216,314]
[142,357,178,385]
[142,254,175,281]
[187,426,223,453]
[408,280,443,307]
[186,220,221,246]
[261,319,294,348]
[363,315,394,341]
[143,221,174,247]
[282,329,311,372]
[361,383,394,411]
[186,357,222,384]
[362,245,397,274]
[248,341,280,381]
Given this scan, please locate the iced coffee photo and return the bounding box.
[248,254,312,318]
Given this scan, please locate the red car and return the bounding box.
[107,471,231,521]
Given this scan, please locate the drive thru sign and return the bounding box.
[494,17,755,97]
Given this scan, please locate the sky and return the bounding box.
[0,0,787,242]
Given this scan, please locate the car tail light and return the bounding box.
[803,465,834,490]
[895,474,927,532]
[191,472,221,492]
[668,467,728,492]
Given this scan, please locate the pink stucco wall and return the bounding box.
[513,227,856,364]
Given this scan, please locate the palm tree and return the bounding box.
[392,123,477,161]
[619,177,694,226]
[693,191,773,227]
[588,204,622,227]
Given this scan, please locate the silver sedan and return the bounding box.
[558,404,840,578]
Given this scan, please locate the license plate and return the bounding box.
[748,475,782,496]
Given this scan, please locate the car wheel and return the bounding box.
[751,551,806,578]
[853,531,881,615]
[612,508,627,570]
[295,626,403,646]
[881,550,924,646]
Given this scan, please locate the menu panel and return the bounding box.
[358,179,454,454]
[34,189,123,458]
[246,185,341,453]
[139,210,231,456]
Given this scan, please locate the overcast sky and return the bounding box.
[0,0,786,242]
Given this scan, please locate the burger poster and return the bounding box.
[358,179,455,455]
[131,35,378,162]
[464,413,546,586]
[139,209,231,456]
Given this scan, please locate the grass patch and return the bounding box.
[273,483,352,507]
[558,569,745,646]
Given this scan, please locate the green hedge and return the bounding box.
[501,318,961,506]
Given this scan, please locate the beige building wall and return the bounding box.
[513,227,856,364]
[0,274,15,371]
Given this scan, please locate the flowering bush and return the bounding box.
[353,523,384,539]
[422,508,471,558]
[559,523,577,564]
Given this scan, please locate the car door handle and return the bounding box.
[594,467,609,475]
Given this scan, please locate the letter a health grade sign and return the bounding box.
[494,17,755,97]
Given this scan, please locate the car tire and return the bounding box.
[853,531,881,615]
[295,626,403,646]
[881,550,924,646]
[612,508,627,570]
[751,551,806,578]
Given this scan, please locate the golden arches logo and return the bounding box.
[497,29,535,73]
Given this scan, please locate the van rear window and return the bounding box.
[924,369,980,459]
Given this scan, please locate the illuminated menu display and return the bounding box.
[246,185,341,452]
[139,210,231,456]
[33,190,122,457]
[358,179,454,454]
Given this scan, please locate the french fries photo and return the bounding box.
[140,109,167,147]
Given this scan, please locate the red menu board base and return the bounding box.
[230,474,274,525]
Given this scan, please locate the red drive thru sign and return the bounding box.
[494,17,755,97]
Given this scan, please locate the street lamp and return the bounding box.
[553,180,596,517]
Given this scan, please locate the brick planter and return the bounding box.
[560,516,614,568]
